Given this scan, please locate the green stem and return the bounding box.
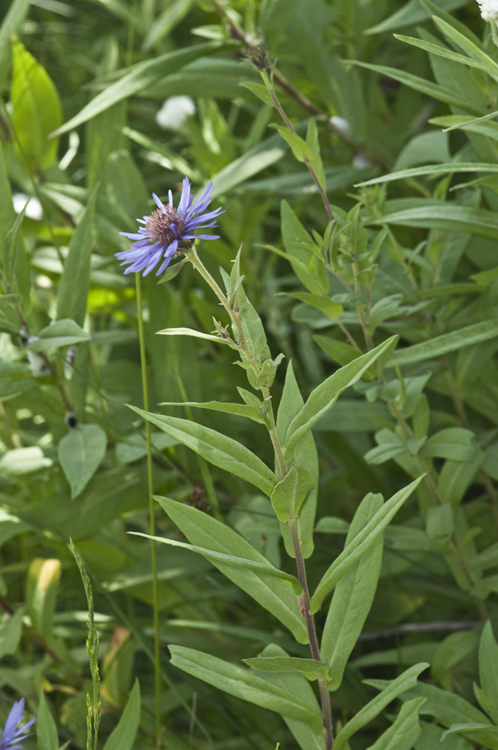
[135,274,162,746]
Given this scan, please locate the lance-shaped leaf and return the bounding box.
[366,698,426,750]
[156,496,308,643]
[333,663,429,750]
[441,724,498,748]
[130,406,277,497]
[356,162,498,188]
[285,337,397,460]
[157,327,235,347]
[388,320,498,367]
[310,475,424,614]
[169,646,324,732]
[254,644,326,750]
[270,465,315,523]
[129,531,302,594]
[158,400,266,424]
[321,493,384,690]
[102,679,141,750]
[29,320,91,352]
[243,656,329,681]
[478,622,498,724]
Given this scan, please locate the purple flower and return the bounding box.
[116,177,223,277]
[0,699,35,750]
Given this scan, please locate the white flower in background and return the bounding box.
[330,116,351,138]
[156,96,196,130]
[353,153,373,169]
[12,193,43,221]
[477,0,498,20]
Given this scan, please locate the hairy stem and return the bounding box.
[135,275,162,745]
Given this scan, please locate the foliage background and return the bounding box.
[1,0,498,747]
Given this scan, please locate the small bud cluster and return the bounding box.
[247,45,271,71]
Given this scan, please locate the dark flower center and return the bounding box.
[146,206,185,246]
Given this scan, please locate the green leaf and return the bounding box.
[26,558,61,643]
[356,162,498,188]
[253,644,326,750]
[243,656,329,681]
[129,407,277,497]
[102,680,141,750]
[271,125,314,163]
[169,646,323,731]
[314,517,350,534]
[0,0,30,91]
[285,292,343,321]
[334,664,429,750]
[349,61,481,115]
[479,622,498,723]
[157,327,234,346]
[366,698,426,750]
[52,42,226,136]
[37,690,59,750]
[0,607,23,659]
[374,203,498,240]
[441,724,498,749]
[426,504,454,542]
[276,361,319,559]
[310,475,425,614]
[394,33,498,82]
[270,465,315,523]
[365,0,466,35]
[130,530,302,594]
[58,423,107,499]
[29,319,91,352]
[314,336,364,369]
[11,37,62,172]
[143,0,196,50]
[388,321,498,367]
[158,400,266,424]
[239,81,275,107]
[421,428,477,462]
[285,337,397,460]
[0,447,52,477]
[155,496,308,643]
[56,189,97,327]
[321,493,384,691]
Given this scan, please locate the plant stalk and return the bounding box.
[135,274,162,745]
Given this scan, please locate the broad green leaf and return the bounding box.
[285,292,343,321]
[102,680,141,750]
[270,465,315,523]
[158,400,266,424]
[169,646,323,731]
[374,203,498,240]
[52,42,226,135]
[366,698,426,750]
[285,337,397,460]
[272,125,314,163]
[314,517,350,534]
[130,407,277,496]
[29,319,91,352]
[56,189,97,327]
[479,622,498,723]
[421,428,477,462]
[130,531,302,594]
[356,162,498,188]
[350,61,481,115]
[310,475,424,614]
[333,664,429,750]
[276,361,319,559]
[58,423,107,499]
[37,690,59,750]
[156,496,308,643]
[0,608,23,659]
[321,493,384,690]
[11,38,62,171]
[243,656,329,681]
[388,321,498,367]
[254,644,326,750]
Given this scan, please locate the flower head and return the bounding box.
[117,177,223,277]
[477,0,498,20]
[156,96,196,130]
[0,699,35,750]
